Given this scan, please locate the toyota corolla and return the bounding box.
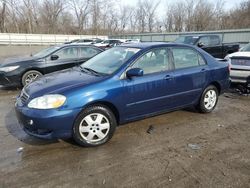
[15,43,230,147]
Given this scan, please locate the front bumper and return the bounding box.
[15,101,82,139]
[0,71,21,86]
[230,69,250,84]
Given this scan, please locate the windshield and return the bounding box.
[175,36,198,45]
[33,46,61,58]
[81,47,141,75]
[241,43,250,52]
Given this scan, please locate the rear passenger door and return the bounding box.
[170,47,208,106]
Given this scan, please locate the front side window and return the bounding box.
[210,36,220,46]
[132,48,170,74]
[172,48,205,69]
[175,36,198,45]
[54,47,78,60]
[79,47,101,58]
[198,37,210,46]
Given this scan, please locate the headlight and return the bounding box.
[0,66,19,72]
[28,94,66,109]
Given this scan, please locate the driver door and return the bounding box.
[122,48,175,120]
[45,46,79,74]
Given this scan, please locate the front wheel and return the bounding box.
[22,70,42,86]
[73,105,117,147]
[197,85,219,113]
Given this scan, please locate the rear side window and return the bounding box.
[171,48,206,69]
[79,47,101,58]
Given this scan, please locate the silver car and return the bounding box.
[226,43,250,87]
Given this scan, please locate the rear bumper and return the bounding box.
[15,102,81,139]
[230,69,250,84]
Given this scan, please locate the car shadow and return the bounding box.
[5,108,59,146]
[0,85,21,91]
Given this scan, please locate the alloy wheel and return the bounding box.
[204,89,217,110]
[79,113,110,143]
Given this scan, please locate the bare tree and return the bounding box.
[68,0,90,34]
[0,0,248,35]
[0,0,7,32]
[144,0,160,32]
[40,0,64,34]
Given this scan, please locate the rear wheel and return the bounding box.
[22,70,42,86]
[73,105,117,147]
[197,85,219,113]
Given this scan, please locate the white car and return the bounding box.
[226,43,250,87]
[94,39,123,49]
[124,39,141,44]
[74,38,104,45]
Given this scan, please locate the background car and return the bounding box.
[124,39,141,44]
[94,39,123,49]
[225,43,250,93]
[175,34,240,58]
[15,43,230,147]
[64,39,80,44]
[0,44,104,87]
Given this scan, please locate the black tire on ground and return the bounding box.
[21,70,43,86]
[196,85,219,113]
[73,105,117,147]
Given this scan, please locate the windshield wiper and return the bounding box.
[80,66,102,76]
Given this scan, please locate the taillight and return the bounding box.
[228,63,231,72]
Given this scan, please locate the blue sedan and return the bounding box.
[15,42,230,147]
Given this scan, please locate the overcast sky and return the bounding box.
[120,0,245,10]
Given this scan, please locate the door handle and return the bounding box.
[164,75,173,80]
[200,68,207,72]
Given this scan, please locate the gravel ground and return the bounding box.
[0,87,249,188]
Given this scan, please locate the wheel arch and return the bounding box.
[207,81,221,94]
[21,68,44,77]
[83,101,120,125]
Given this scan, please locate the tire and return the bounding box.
[73,105,117,147]
[197,85,219,113]
[22,70,43,86]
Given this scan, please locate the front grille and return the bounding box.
[20,90,29,104]
[231,58,250,66]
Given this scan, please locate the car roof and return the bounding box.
[58,44,103,49]
[120,42,194,49]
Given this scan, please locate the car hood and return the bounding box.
[228,52,250,58]
[0,56,38,67]
[25,67,105,98]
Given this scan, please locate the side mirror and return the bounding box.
[197,42,204,48]
[126,68,143,78]
[50,54,59,60]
